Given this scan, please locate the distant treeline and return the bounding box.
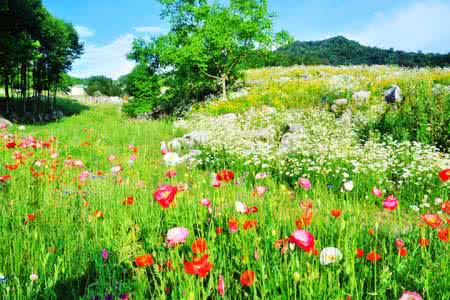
[250,36,450,68]
[67,75,127,97]
[0,0,83,112]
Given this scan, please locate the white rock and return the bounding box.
[335,98,348,106]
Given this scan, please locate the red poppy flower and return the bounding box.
[418,238,430,247]
[398,247,407,257]
[27,214,36,221]
[438,228,449,242]
[135,254,154,267]
[165,170,177,178]
[183,255,213,278]
[441,201,450,214]
[245,206,258,214]
[0,174,11,183]
[216,227,223,234]
[228,219,239,233]
[122,196,134,205]
[216,170,234,182]
[421,214,443,228]
[240,270,255,287]
[6,140,16,149]
[368,228,375,235]
[439,169,450,182]
[4,163,19,171]
[243,220,257,230]
[153,184,177,208]
[331,209,341,218]
[366,251,381,262]
[192,238,208,254]
[356,248,364,258]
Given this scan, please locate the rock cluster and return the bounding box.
[1,110,64,124]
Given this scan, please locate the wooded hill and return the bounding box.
[265,36,450,67]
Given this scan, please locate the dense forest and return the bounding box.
[0,0,83,115]
[259,36,450,67]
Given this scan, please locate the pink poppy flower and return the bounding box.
[79,171,90,182]
[218,275,225,296]
[107,155,116,162]
[298,177,311,190]
[153,184,178,208]
[254,186,268,197]
[399,291,423,300]
[383,195,398,210]
[200,198,211,207]
[288,229,315,252]
[166,227,189,247]
[371,187,383,198]
[129,154,137,161]
[211,173,221,188]
[395,239,405,248]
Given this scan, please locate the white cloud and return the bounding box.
[75,25,95,38]
[70,34,136,79]
[134,26,164,33]
[344,1,450,53]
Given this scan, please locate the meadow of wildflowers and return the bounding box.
[1,66,450,300]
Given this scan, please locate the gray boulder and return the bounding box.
[170,131,209,149]
[275,77,292,83]
[384,85,401,103]
[183,131,209,145]
[287,123,305,133]
[0,116,12,127]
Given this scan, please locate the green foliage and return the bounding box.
[127,0,278,117]
[84,76,124,97]
[122,64,161,117]
[257,36,450,68]
[0,0,83,115]
[372,80,450,149]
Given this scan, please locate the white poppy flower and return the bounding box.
[319,247,343,265]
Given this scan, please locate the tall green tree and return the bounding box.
[128,0,278,117]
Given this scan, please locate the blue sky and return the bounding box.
[43,0,450,79]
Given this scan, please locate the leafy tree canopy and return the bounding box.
[126,0,287,117]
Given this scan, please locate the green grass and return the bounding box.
[0,104,449,299]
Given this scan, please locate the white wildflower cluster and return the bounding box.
[179,106,450,193]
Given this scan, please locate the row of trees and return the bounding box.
[123,0,292,117]
[0,0,83,114]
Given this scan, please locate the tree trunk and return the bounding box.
[5,76,9,99]
[221,74,227,100]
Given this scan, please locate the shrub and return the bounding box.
[373,80,450,149]
[122,64,161,118]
